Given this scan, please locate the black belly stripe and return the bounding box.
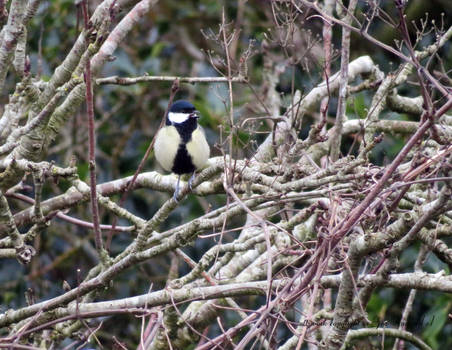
[172,144,195,174]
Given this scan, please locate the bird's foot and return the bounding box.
[188,172,196,190]
[173,175,181,202]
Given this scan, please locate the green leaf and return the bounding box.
[422,299,451,348]
[77,162,89,181]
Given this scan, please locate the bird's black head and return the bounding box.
[167,100,200,142]
[170,100,196,114]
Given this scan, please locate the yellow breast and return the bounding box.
[154,125,180,172]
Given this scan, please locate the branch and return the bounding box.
[329,0,357,161]
[3,272,452,331]
[81,0,106,263]
[342,328,431,350]
[96,75,247,85]
[0,0,27,92]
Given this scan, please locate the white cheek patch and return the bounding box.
[168,112,190,124]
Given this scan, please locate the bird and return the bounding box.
[154,100,210,200]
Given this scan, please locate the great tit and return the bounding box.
[154,100,210,199]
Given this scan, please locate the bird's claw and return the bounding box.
[188,172,196,191]
[173,175,181,202]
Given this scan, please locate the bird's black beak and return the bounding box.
[190,111,200,119]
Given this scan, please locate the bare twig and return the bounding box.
[82,0,106,263]
[96,75,247,85]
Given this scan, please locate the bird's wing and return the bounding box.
[186,126,210,170]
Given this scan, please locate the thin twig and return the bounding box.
[82,0,105,262]
[329,0,357,161]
